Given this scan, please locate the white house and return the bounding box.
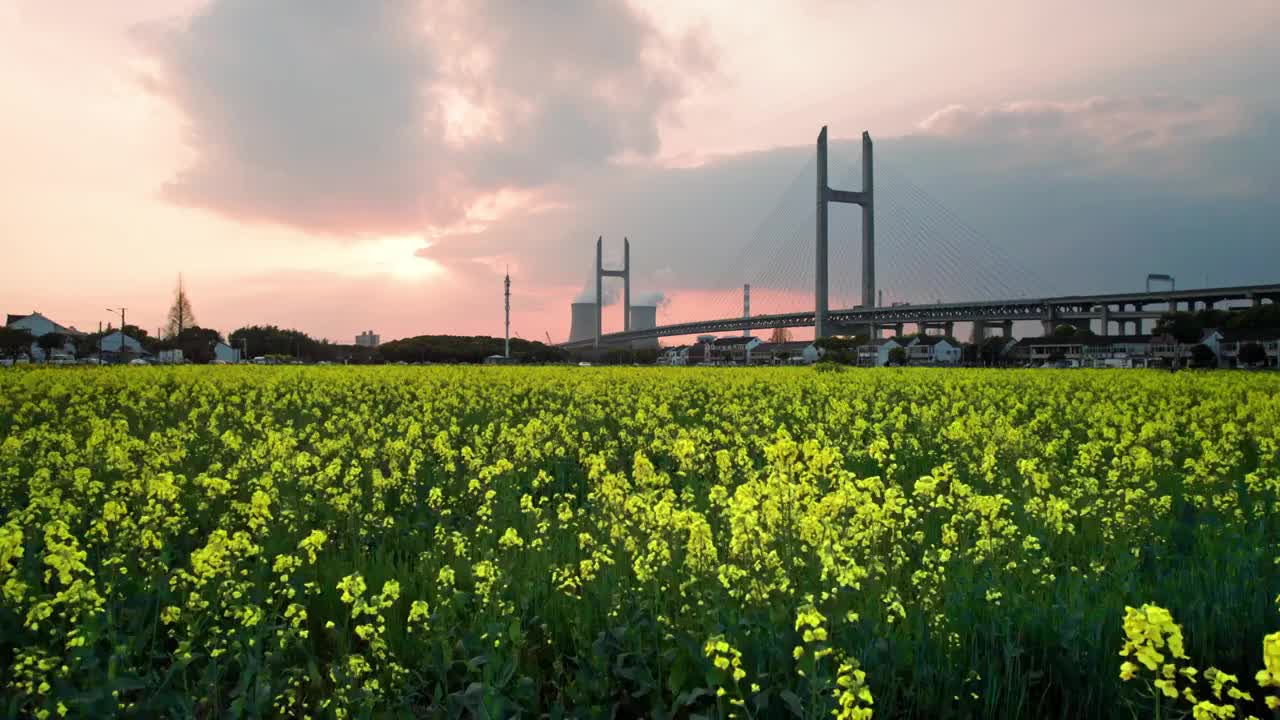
[857,337,907,366]
[909,336,962,364]
[6,311,82,361]
[659,345,691,365]
[710,336,762,364]
[753,341,821,364]
[213,341,242,364]
[99,331,145,355]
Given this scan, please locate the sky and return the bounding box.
[2,0,1279,343]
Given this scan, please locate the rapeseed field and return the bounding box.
[1,366,1278,718]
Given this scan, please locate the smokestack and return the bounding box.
[570,302,596,343]
[629,305,658,350]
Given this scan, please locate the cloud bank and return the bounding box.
[139,0,716,236]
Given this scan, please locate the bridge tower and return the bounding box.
[815,127,874,338]
[595,236,631,349]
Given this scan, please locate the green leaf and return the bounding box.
[780,689,805,718]
[667,657,689,694]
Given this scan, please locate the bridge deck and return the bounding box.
[559,283,1280,349]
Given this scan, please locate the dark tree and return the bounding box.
[0,327,34,358]
[1189,343,1217,369]
[1228,304,1280,330]
[37,332,67,358]
[1238,342,1267,367]
[815,335,867,365]
[888,347,908,366]
[981,336,1010,366]
[176,327,224,364]
[75,332,103,359]
[1052,325,1079,337]
[377,335,568,364]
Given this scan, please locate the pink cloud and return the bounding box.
[134,0,718,239]
[917,96,1247,148]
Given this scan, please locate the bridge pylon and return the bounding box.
[595,236,631,349]
[816,127,874,339]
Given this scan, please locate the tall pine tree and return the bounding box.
[166,273,197,338]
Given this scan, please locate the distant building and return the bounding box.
[857,337,907,366]
[710,336,762,364]
[6,311,82,361]
[1014,334,1167,368]
[909,336,963,365]
[688,339,717,365]
[1201,328,1280,368]
[213,342,242,364]
[99,331,145,356]
[658,345,691,366]
[6,311,80,338]
[356,330,380,348]
[752,341,821,365]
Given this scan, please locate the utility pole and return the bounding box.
[743,284,751,337]
[106,307,126,359]
[504,267,511,358]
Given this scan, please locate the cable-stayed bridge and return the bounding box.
[560,126,1280,350]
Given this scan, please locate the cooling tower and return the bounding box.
[569,302,597,344]
[630,305,658,350]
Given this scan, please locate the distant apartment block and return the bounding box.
[355,330,380,348]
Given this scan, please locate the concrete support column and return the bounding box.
[861,131,875,309]
[815,128,829,339]
[594,236,603,349]
[893,323,904,337]
[1099,306,1110,336]
[971,320,988,344]
[1042,306,1057,336]
[944,321,954,337]
[1001,321,1013,337]
[815,126,874,337]
[623,238,631,331]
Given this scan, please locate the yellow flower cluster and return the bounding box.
[0,364,1277,718]
[1119,603,1280,719]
